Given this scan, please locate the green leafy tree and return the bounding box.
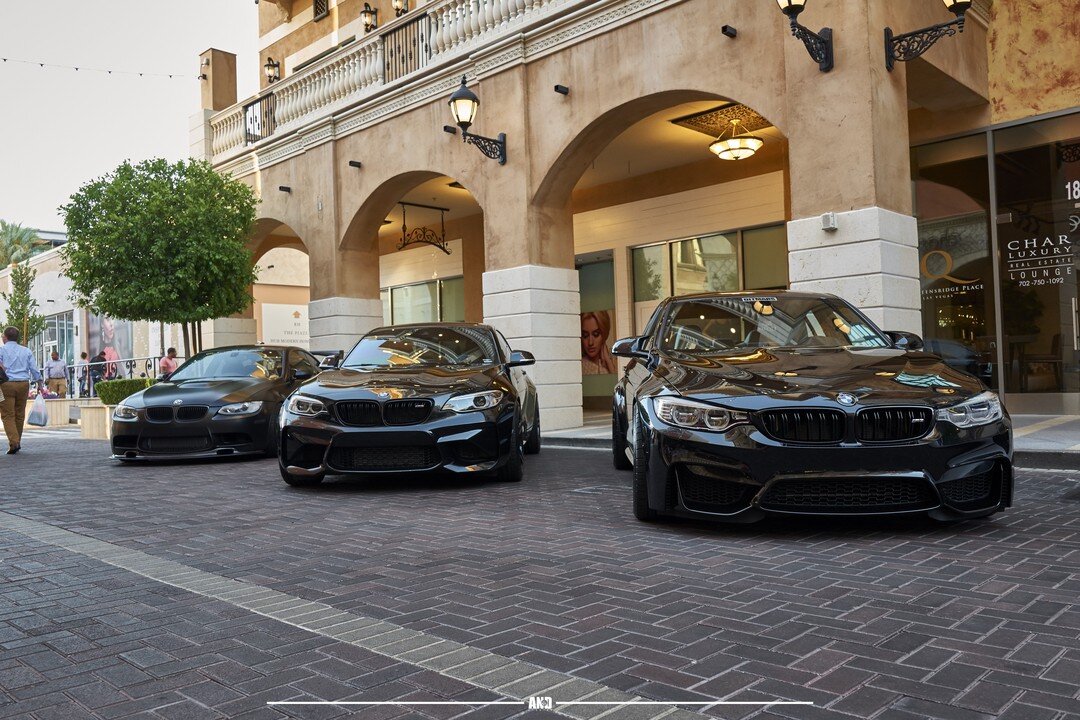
[0,221,47,265]
[1,262,46,343]
[61,159,259,357]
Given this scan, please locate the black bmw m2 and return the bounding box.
[612,292,1013,524]
[278,323,540,487]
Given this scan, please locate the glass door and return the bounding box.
[994,113,1080,403]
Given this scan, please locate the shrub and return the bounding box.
[96,378,155,406]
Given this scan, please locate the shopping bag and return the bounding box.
[28,394,48,427]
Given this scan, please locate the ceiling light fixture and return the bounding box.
[709,119,764,161]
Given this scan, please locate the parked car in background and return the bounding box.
[612,291,1012,524]
[111,345,321,460]
[277,323,539,487]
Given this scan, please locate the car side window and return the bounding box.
[288,351,320,377]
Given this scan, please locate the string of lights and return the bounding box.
[0,57,199,80]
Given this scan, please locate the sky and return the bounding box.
[0,1,260,232]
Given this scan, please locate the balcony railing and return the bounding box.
[208,0,571,163]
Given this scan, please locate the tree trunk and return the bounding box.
[195,320,203,353]
[181,322,191,359]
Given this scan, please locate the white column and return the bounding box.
[188,109,214,161]
[308,297,383,353]
[483,265,583,431]
[787,206,922,333]
[201,317,258,349]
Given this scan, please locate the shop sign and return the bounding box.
[262,303,309,348]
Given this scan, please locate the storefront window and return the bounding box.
[29,311,76,367]
[912,135,998,388]
[632,245,668,302]
[743,226,789,290]
[994,113,1080,394]
[439,277,466,322]
[671,233,738,296]
[383,278,465,325]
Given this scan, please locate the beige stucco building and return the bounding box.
[194,0,1080,426]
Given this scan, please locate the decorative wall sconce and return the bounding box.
[361,2,378,32]
[392,0,409,17]
[775,0,834,73]
[446,76,507,165]
[885,0,971,70]
[264,56,281,83]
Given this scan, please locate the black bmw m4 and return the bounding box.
[612,292,1013,524]
[277,323,540,487]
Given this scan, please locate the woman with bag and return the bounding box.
[0,327,44,454]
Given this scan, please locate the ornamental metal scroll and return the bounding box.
[398,201,451,255]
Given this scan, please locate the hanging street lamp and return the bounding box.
[885,0,972,70]
[445,76,507,165]
[775,0,834,72]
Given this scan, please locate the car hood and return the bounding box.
[299,365,503,402]
[656,346,986,405]
[131,377,272,407]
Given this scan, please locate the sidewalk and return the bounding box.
[544,411,1080,469]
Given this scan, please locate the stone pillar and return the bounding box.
[201,317,258,349]
[308,297,383,354]
[783,1,923,333]
[483,266,582,431]
[787,208,921,332]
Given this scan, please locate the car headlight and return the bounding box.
[443,390,505,413]
[936,391,1003,428]
[287,394,327,417]
[113,405,138,420]
[654,397,748,432]
[217,401,264,417]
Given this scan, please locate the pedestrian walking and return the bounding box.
[43,351,69,397]
[75,352,89,397]
[0,327,44,454]
[159,347,179,377]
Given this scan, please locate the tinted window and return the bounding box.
[661,297,889,353]
[170,348,284,381]
[343,326,497,369]
[289,351,321,377]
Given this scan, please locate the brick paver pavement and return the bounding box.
[1,432,1079,719]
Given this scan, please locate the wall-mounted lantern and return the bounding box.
[264,56,281,84]
[392,0,409,17]
[775,0,834,73]
[361,2,378,32]
[885,0,971,71]
[446,76,507,165]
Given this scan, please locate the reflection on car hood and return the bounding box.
[659,347,985,403]
[132,377,270,407]
[302,365,501,401]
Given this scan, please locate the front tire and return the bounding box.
[496,421,525,482]
[279,464,324,487]
[632,413,658,522]
[612,402,632,471]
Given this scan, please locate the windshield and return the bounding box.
[660,296,890,353]
[342,326,498,369]
[169,348,284,381]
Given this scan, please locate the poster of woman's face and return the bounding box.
[581,310,617,375]
[87,314,133,376]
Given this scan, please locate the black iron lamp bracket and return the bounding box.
[462,130,507,165]
[885,15,965,71]
[398,201,452,255]
[1057,141,1080,165]
[789,18,834,72]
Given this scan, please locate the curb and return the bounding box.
[543,436,1078,471]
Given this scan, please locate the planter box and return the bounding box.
[24,398,79,428]
[80,403,114,441]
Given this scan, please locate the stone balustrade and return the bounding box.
[207,0,577,164]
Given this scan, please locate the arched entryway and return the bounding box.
[250,220,312,348]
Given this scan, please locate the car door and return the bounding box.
[495,330,534,420]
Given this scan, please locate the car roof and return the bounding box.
[368,322,496,333]
[665,290,841,302]
[201,345,305,353]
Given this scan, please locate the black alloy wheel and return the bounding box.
[632,412,657,521]
[524,406,541,455]
[496,420,525,482]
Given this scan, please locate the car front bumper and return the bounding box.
[639,405,1013,523]
[111,409,274,461]
[279,405,517,476]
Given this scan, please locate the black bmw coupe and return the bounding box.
[111,345,322,460]
[277,323,540,487]
[612,292,1013,524]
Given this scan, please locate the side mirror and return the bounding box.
[611,336,648,359]
[507,350,535,368]
[318,354,340,370]
[886,331,925,351]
